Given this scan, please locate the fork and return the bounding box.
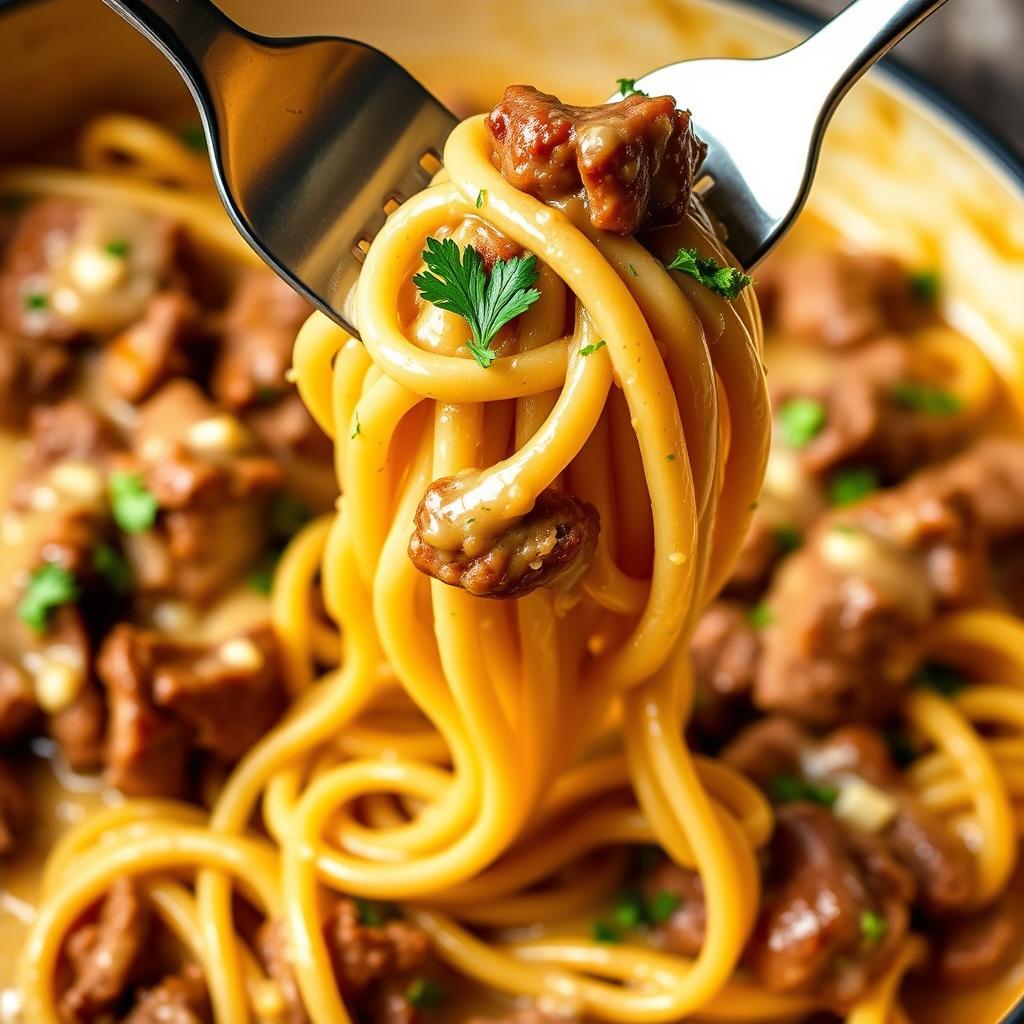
[99,0,947,338]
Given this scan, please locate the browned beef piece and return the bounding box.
[779,338,970,483]
[258,900,431,1024]
[933,890,1024,987]
[747,803,914,1010]
[119,378,281,603]
[98,623,286,797]
[101,292,204,404]
[48,682,107,772]
[755,485,988,725]
[0,200,84,342]
[211,271,311,409]
[642,860,707,957]
[485,85,706,235]
[409,482,599,598]
[0,760,26,855]
[122,966,212,1024]
[0,660,38,743]
[0,331,74,428]
[720,715,805,785]
[727,514,789,598]
[59,879,152,1023]
[757,249,924,349]
[463,218,525,273]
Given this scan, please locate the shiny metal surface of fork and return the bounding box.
[99,0,456,335]
[100,0,946,336]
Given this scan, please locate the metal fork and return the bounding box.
[99,0,946,338]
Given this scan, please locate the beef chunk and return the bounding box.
[60,879,151,1023]
[0,331,73,428]
[642,861,707,957]
[933,890,1024,987]
[463,218,525,273]
[747,803,914,1010]
[122,966,211,1024]
[409,482,599,598]
[256,918,309,1024]
[211,271,311,409]
[0,761,26,855]
[98,623,286,797]
[757,249,924,349]
[755,485,988,725]
[720,716,806,786]
[486,85,706,235]
[0,661,38,743]
[101,291,204,404]
[48,681,107,772]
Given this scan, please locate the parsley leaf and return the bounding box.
[109,471,158,534]
[246,551,280,596]
[665,248,752,300]
[93,542,132,594]
[829,467,879,507]
[270,492,311,540]
[909,269,940,304]
[406,977,444,1009]
[648,890,681,925]
[891,381,962,417]
[860,909,888,947]
[612,891,647,931]
[616,77,648,98]
[770,774,839,807]
[779,397,827,449]
[24,291,47,311]
[18,563,79,632]
[748,602,774,629]
[475,189,486,209]
[413,237,541,369]
[580,339,607,357]
[180,122,207,152]
[915,661,967,697]
[774,525,802,555]
[104,239,130,258]
[350,410,361,440]
[628,263,639,277]
[354,898,397,927]
[592,920,621,944]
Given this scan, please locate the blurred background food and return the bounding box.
[795,0,1024,157]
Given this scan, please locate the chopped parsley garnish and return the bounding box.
[914,661,967,697]
[354,898,397,927]
[616,77,648,98]
[885,730,917,768]
[475,189,486,209]
[860,909,888,947]
[109,471,158,534]
[24,291,47,311]
[665,248,752,300]
[580,339,607,357]
[628,263,639,277]
[666,453,676,462]
[93,542,132,594]
[778,397,827,449]
[247,551,280,596]
[769,775,839,807]
[255,385,280,404]
[829,467,879,507]
[774,525,803,555]
[413,237,541,369]
[748,602,774,629]
[180,122,207,152]
[592,920,621,944]
[270,492,311,540]
[909,269,941,304]
[405,977,444,1009]
[104,239,130,258]
[18,563,79,633]
[612,891,647,931]
[891,381,962,417]
[648,890,681,925]
[350,410,361,440]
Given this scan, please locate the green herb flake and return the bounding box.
[255,385,280,404]
[246,551,280,596]
[748,602,775,629]
[769,774,839,807]
[475,189,487,209]
[628,263,639,278]
[831,523,860,535]
[829,467,879,507]
[664,247,752,300]
[405,977,444,1009]
[93,542,132,594]
[885,730,917,768]
[24,291,47,312]
[647,890,681,925]
[612,891,647,931]
[914,661,967,697]
[666,453,676,462]
[270,492,312,540]
[909,269,941,304]
[891,381,962,417]
[413,237,541,369]
[774,525,803,555]
[860,909,888,947]
[580,339,607,357]
[180,122,207,152]
[616,77,648,98]
[17,563,79,633]
[351,410,361,440]
[778,397,827,449]
[592,920,621,944]
[104,239,130,258]
[354,898,396,927]
[109,471,158,534]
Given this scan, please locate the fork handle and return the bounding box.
[789,0,949,117]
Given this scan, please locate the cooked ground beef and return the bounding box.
[0,330,73,428]
[121,966,211,1024]
[486,85,706,235]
